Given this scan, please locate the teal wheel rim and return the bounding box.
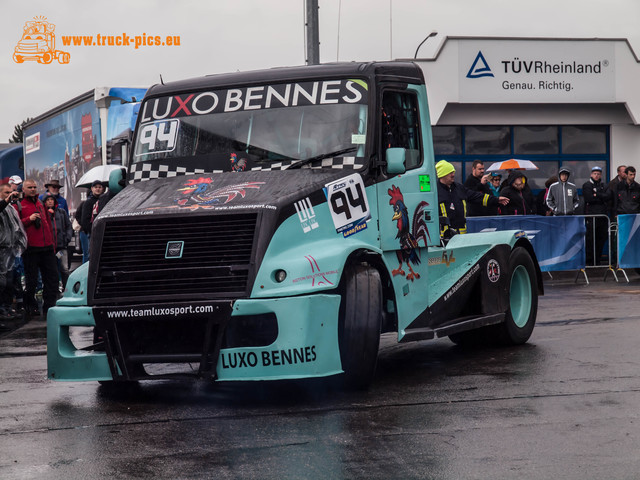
[510,265,532,328]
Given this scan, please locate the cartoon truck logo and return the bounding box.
[13,16,70,65]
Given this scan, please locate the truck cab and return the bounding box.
[48,62,542,389]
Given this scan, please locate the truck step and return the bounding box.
[401,313,505,343]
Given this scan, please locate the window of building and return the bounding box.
[464,126,511,154]
[514,126,559,155]
[561,126,607,154]
[431,125,609,192]
[433,126,461,155]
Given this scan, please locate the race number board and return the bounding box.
[324,173,371,238]
[136,119,179,155]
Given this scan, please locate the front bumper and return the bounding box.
[47,294,342,382]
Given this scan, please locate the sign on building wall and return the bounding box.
[459,40,615,103]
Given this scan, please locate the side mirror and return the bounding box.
[108,167,127,194]
[386,148,406,174]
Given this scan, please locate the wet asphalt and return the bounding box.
[1,268,640,479]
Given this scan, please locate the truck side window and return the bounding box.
[381,91,422,170]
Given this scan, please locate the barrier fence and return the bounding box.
[466,214,637,283]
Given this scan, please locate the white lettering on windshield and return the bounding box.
[140,80,368,122]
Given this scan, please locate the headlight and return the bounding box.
[274,269,287,283]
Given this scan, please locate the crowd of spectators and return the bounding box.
[459,160,640,265]
[0,176,112,324]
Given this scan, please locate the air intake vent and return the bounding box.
[93,213,258,302]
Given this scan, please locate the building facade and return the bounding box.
[413,37,640,191]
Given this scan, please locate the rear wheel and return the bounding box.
[497,247,538,345]
[339,265,382,390]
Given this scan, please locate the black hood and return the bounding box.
[505,172,525,187]
[87,169,362,306]
[97,169,353,222]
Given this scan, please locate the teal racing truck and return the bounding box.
[47,62,543,389]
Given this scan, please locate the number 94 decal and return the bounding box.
[324,173,371,238]
[136,119,179,155]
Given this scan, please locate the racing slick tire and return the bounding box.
[496,246,538,345]
[338,265,382,390]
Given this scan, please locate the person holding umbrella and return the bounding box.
[488,159,538,215]
[500,172,534,215]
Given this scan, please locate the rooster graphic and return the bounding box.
[388,185,430,281]
[176,177,265,207]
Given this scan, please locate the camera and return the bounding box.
[9,191,23,204]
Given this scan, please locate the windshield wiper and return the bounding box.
[284,147,357,170]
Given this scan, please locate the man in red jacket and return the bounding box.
[14,179,59,319]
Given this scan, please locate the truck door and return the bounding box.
[375,86,439,338]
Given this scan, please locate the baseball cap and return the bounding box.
[9,175,22,185]
[591,166,603,172]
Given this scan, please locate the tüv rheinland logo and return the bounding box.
[466,51,493,78]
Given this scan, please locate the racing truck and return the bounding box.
[47,62,543,389]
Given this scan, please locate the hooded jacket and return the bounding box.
[499,172,532,216]
[43,193,73,251]
[546,170,580,215]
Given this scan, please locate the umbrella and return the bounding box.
[486,159,538,172]
[75,165,126,188]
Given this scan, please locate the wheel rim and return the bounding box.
[510,265,532,328]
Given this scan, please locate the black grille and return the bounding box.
[93,213,258,301]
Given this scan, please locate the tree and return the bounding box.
[9,118,32,143]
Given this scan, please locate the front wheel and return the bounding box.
[496,247,538,345]
[339,265,382,390]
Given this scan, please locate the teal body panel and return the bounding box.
[426,231,521,307]
[47,305,113,381]
[251,183,381,299]
[48,261,343,381]
[217,295,342,381]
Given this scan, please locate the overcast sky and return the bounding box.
[1,0,639,141]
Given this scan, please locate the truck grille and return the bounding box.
[92,213,258,301]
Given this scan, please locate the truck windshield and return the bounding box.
[133,79,368,172]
